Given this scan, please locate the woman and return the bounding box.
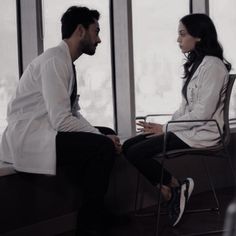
[123,13,231,227]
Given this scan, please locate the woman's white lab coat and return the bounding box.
[163,56,229,148]
[0,41,100,175]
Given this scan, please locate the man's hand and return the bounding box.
[106,134,122,154]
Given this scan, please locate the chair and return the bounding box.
[223,197,236,236]
[134,74,236,236]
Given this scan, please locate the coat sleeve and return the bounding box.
[163,60,228,133]
[40,57,101,134]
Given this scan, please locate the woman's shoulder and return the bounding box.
[201,56,228,72]
[202,55,225,66]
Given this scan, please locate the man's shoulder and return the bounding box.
[42,42,67,59]
[33,41,69,66]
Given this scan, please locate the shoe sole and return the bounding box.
[172,183,186,226]
[172,178,194,227]
[186,178,194,201]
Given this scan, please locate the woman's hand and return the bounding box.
[137,121,163,135]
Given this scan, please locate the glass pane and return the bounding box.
[209,0,236,119]
[43,0,114,128]
[132,0,189,123]
[0,0,18,135]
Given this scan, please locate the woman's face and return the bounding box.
[177,21,200,53]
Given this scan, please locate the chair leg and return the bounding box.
[184,157,220,214]
[155,156,220,236]
[134,171,141,214]
[202,157,220,212]
[134,171,156,217]
[155,157,165,236]
[133,157,166,236]
[225,149,236,186]
[134,154,224,235]
[184,152,236,236]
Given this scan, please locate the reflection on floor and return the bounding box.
[59,187,235,236]
[109,187,235,236]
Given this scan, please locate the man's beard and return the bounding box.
[82,41,97,56]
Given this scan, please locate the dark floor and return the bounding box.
[59,187,235,236]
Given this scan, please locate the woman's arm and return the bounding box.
[164,59,228,133]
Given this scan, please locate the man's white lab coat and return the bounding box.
[0,41,100,175]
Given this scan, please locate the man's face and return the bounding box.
[81,20,101,55]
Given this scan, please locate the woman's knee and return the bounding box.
[122,134,147,155]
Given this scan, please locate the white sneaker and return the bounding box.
[168,178,194,227]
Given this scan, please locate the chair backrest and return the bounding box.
[223,74,236,146]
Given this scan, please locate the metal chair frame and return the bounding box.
[134,74,236,236]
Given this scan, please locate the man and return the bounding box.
[0,6,121,236]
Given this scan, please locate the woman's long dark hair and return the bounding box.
[180,14,231,101]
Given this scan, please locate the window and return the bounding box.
[42,0,114,128]
[209,0,236,119]
[0,0,18,134]
[132,1,189,122]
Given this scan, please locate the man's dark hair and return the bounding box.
[61,6,100,39]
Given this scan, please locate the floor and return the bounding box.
[59,187,235,236]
